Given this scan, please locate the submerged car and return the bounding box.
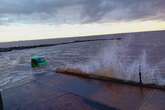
[31,56,48,68]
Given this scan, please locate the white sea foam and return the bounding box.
[67,38,165,85]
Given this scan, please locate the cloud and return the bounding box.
[0,0,165,25]
[82,0,165,22]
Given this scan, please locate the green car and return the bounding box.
[31,56,48,68]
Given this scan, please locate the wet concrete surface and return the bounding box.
[1,72,165,110]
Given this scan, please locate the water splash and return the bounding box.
[66,38,164,86]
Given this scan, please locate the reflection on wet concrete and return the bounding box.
[2,73,119,110]
[83,96,119,110]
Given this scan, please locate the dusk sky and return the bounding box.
[0,0,165,42]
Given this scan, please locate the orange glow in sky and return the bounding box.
[0,20,165,42]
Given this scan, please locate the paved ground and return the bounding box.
[1,71,165,110]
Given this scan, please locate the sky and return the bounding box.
[0,0,165,42]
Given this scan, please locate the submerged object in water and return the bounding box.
[31,56,48,68]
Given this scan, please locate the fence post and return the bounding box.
[139,65,143,85]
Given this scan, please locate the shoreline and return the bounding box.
[0,38,122,52]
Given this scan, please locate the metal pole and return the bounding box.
[0,90,3,110]
[139,65,143,85]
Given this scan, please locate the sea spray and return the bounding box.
[65,38,164,86]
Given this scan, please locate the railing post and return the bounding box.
[139,65,143,85]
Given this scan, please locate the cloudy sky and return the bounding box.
[0,0,165,42]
